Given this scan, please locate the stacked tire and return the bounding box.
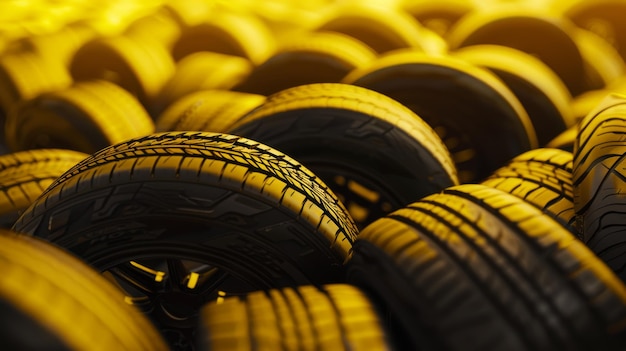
[2,1,626,350]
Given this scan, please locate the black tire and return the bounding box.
[5,80,155,154]
[347,183,626,351]
[229,83,458,228]
[446,7,588,96]
[343,51,537,183]
[572,93,626,281]
[481,148,578,236]
[0,229,168,351]
[232,31,376,96]
[0,149,87,228]
[156,89,266,133]
[13,131,358,349]
[198,284,394,351]
[453,44,575,146]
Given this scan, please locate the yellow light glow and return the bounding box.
[186,272,200,289]
[129,261,166,282]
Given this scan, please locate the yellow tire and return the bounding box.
[199,284,393,351]
[233,31,376,96]
[6,80,155,154]
[154,52,252,115]
[0,230,168,351]
[70,35,176,111]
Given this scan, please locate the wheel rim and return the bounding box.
[93,246,277,351]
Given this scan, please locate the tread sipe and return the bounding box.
[12,131,358,349]
[572,93,626,281]
[198,284,393,351]
[348,183,626,351]
[0,149,87,228]
[482,147,577,236]
[229,83,458,228]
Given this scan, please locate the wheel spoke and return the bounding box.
[166,259,189,292]
[195,268,230,297]
[107,261,165,296]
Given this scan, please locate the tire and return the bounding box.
[446,7,588,96]
[156,89,266,133]
[13,131,358,349]
[229,83,458,228]
[0,52,72,149]
[0,52,72,114]
[198,284,394,351]
[572,93,626,281]
[314,3,447,55]
[562,0,626,63]
[232,31,376,96]
[453,44,575,146]
[347,183,626,351]
[124,9,182,51]
[0,229,168,351]
[70,35,176,112]
[343,51,537,183]
[171,11,275,65]
[6,25,95,67]
[5,80,155,154]
[154,52,253,115]
[573,28,625,91]
[0,149,87,228]
[481,148,578,236]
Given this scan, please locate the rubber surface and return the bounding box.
[572,93,626,281]
[0,149,87,228]
[563,0,626,63]
[154,52,253,116]
[70,35,176,110]
[348,183,626,351]
[171,11,275,65]
[573,28,625,92]
[233,31,376,96]
[453,44,575,146]
[0,51,72,150]
[156,90,266,133]
[343,51,537,183]
[5,80,155,154]
[198,284,392,351]
[482,148,577,236]
[229,83,458,228]
[12,131,358,348]
[315,4,447,55]
[447,7,587,96]
[0,230,168,351]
